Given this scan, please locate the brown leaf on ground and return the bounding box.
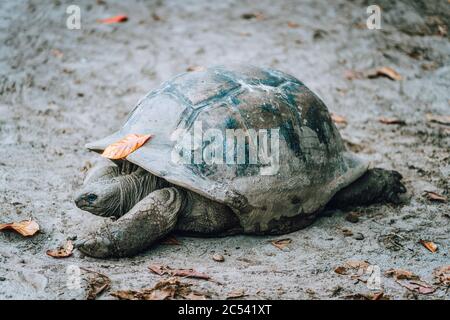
[341,228,353,237]
[46,240,73,258]
[331,113,347,125]
[334,266,347,275]
[51,49,63,58]
[287,21,300,28]
[379,117,406,125]
[396,279,435,295]
[334,260,370,275]
[371,291,385,300]
[160,235,181,245]
[424,191,447,202]
[226,288,246,299]
[98,15,128,24]
[101,133,152,159]
[186,65,206,72]
[111,278,207,300]
[419,239,438,253]
[385,269,419,280]
[437,24,448,37]
[241,12,265,20]
[238,31,251,37]
[152,13,162,21]
[149,265,211,280]
[433,266,450,286]
[343,292,389,300]
[270,238,292,250]
[81,268,111,300]
[367,67,402,81]
[0,220,40,237]
[426,113,450,126]
[212,254,225,262]
[344,70,363,80]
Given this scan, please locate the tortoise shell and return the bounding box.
[87,65,367,232]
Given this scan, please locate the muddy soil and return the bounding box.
[0,0,449,300]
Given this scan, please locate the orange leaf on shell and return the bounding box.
[101,134,152,160]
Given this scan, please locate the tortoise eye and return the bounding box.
[86,194,97,203]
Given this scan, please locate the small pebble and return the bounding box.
[212,254,225,262]
[354,233,365,240]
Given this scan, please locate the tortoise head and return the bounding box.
[74,179,122,217]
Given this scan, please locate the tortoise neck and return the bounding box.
[115,170,165,217]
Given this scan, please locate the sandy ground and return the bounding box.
[0,0,449,300]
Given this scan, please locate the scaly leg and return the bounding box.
[76,187,186,258]
[327,168,407,209]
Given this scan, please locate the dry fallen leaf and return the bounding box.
[379,117,406,125]
[46,240,74,258]
[51,49,63,58]
[433,266,450,286]
[102,133,152,159]
[0,220,39,237]
[385,269,419,280]
[152,13,162,21]
[287,21,300,28]
[186,65,206,72]
[424,191,447,203]
[344,70,363,80]
[160,235,181,245]
[367,67,402,81]
[149,265,211,280]
[437,25,448,37]
[270,238,292,250]
[331,113,348,125]
[238,31,251,37]
[81,268,111,300]
[241,12,265,20]
[98,15,128,24]
[341,228,353,237]
[212,254,225,262]
[371,291,385,300]
[111,277,207,300]
[334,260,370,276]
[334,266,347,275]
[426,113,450,126]
[343,292,389,300]
[419,239,438,253]
[396,279,435,295]
[226,288,246,299]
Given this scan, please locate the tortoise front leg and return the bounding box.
[76,187,186,258]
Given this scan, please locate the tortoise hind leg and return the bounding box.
[327,168,407,209]
[76,187,186,258]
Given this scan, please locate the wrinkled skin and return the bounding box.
[74,161,407,258]
[75,165,165,218]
